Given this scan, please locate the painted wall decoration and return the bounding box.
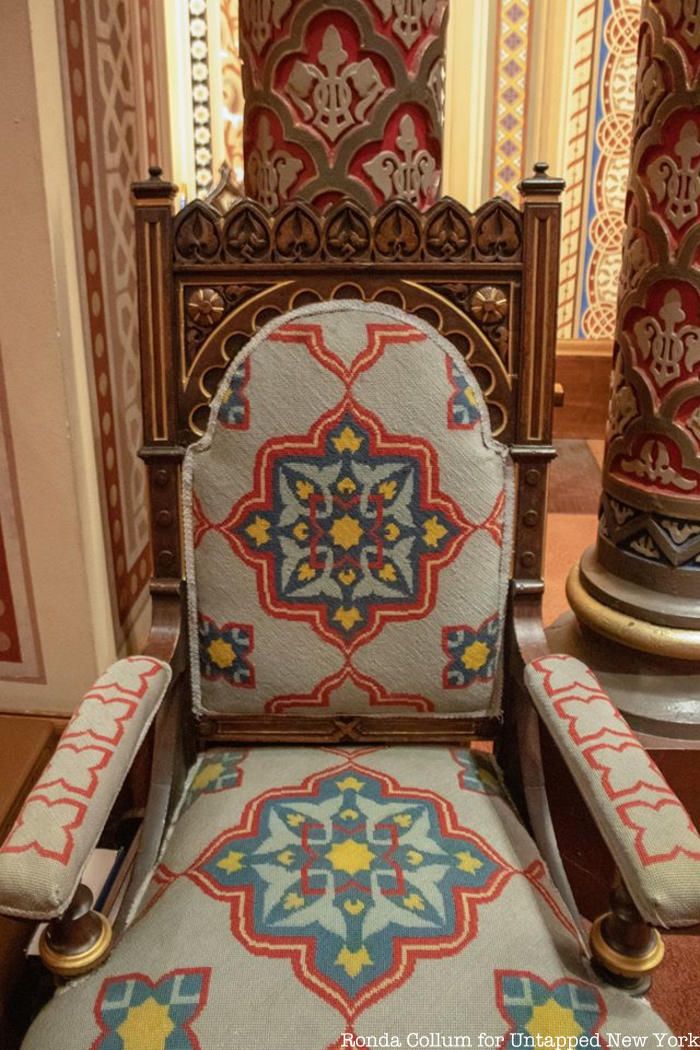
[60,0,166,630]
[221,0,244,189]
[489,0,532,203]
[0,348,44,682]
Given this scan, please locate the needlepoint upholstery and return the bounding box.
[525,654,700,929]
[21,747,670,1050]
[185,301,513,717]
[0,656,171,920]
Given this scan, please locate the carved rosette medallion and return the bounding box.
[239,0,448,211]
[578,0,700,632]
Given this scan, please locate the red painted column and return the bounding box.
[569,0,700,656]
[239,0,448,212]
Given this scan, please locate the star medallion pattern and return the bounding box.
[199,616,255,688]
[442,615,500,689]
[188,764,512,1019]
[221,399,471,650]
[92,968,210,1050]
[496,971,607,1048]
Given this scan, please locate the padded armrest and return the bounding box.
[0,656,172,920]
[524,653,700,929]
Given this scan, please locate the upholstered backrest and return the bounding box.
[184,300,513,718]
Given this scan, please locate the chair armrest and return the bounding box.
[0,656,172,920]
[524,653,700,929]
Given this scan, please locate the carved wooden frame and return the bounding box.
[132,164,564,745]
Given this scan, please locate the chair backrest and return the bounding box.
[132,171,564,744]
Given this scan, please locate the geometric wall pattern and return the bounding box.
[59,0,166,629]
[571,0,642,340]
[0,347,43,682]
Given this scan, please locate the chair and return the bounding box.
[2,166,698,1049]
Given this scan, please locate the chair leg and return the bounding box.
[589,872,664,996]
[39,884,112,979]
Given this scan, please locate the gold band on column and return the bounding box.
[566,566,700,662]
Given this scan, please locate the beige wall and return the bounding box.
[0,1,116,713]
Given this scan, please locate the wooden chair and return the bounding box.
[2,167,698,1048]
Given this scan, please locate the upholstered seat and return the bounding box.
[4,186,699,1048]
[22,746,669,1049]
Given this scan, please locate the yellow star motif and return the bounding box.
[117,997,175,1050]
[217,850,245,873]
[336,777,364,792]
[276,850,295,866]
[296,480,315,501]
[286,813,305,827]
[461,641,490,671]
[406,849,424,866]
[403,893,425,911]
[208,639,236,669]
[394,813,412,828]
[283,892,305,910]
[333,427,363,454]
[378,480,397,500]
[336,946,373,978]
[326,839,375,876]
[298,562,316,582]
[344,899,365,915]
[456,850,483,874]
[526,1001,583,1041]
[334,607,362,632]
[330,514,363,550]
[423,515,448,548]
[378,563,397,582]
[246,515,271,547]
[192,761,224,792]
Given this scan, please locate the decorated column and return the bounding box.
[568,0,700,666]
[239,0,448,212]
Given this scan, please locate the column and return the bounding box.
[238,0,448,211]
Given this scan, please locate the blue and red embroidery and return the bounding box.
[198,616,255,688]
[217,358,250,430]
[91,968,210,1050]
[496,971,607,1048]
[188,762,512,1020]
[443,615,500,688]
[221,399,471,650]
[447,357,481,429]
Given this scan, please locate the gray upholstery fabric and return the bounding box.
[185,300,513,719]
[525,654,700,928]
[0,657,171,919]
[22,746,670,1049]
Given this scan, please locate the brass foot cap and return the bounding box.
[39,912,113,977]
[590,914,664,979]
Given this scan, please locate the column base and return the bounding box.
[567,559,700,663]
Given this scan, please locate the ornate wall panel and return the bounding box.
[238,0,448,211]
[489,0,532,203]
[579,0,700,629]
[60,0,165,628]
[0,347,44,682]
[557,0,642,340]
[221,0,244,188]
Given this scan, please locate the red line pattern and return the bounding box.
[529,655,700,867]
[0,657,166,867]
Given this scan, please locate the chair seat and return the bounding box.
[23,746,669,1049]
